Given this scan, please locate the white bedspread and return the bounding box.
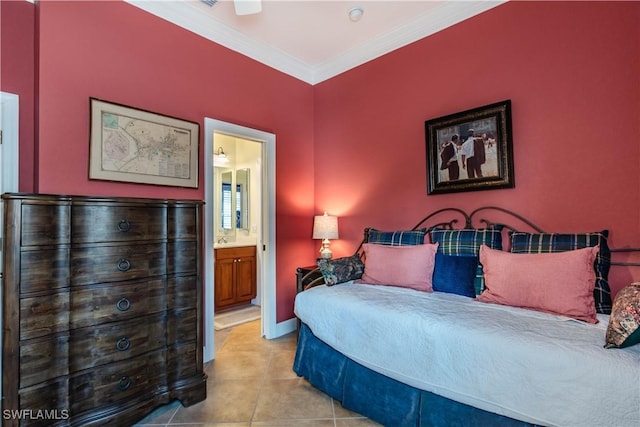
[294,282,640,427]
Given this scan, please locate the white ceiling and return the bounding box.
[126,0,506,84]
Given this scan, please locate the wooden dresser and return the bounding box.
[1,193,207,426]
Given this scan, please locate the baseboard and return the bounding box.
[271,317,297,339]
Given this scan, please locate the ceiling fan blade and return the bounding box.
[234,0,262,16]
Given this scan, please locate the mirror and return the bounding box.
[236,168,250,230]
[220,170,233,230]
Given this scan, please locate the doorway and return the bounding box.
[203,118,276,363]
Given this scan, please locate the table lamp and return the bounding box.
[313,212,339,259]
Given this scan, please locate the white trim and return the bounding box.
[203,118,277,363]
[0,90,19,404]
[0,92,20,193]
[273,317,297,338]
[125,1,506,85]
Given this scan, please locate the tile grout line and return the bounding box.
[248,337,273,426]
[331,397,337,427]
[164,404,180,426]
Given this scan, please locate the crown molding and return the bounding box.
[311,1,505,84]
[126,1,506,86]
[126,0,314,83]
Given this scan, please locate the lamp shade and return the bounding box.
[312,212,339,240]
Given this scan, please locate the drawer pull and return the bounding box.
[116,297,131,312]
[116,258,131,272]
[117,219,131,232]
[117,376,132,391]
[116,337,131,351]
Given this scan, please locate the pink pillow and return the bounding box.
[356,242,438,292]
[477,245,598,323]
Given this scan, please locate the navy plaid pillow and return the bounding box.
[430,227,503,295]
[366,228,427,246]
[510,231,612,314]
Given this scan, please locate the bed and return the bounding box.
[293,207,640,427]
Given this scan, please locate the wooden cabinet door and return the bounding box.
[215,257,236,309]
[235,256,256,302]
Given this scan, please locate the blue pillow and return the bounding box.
[430,227,503,295]
[432,253,478,298]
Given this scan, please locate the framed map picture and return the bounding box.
[89,98,199,188]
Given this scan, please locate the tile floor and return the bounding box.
[135,319,380,426]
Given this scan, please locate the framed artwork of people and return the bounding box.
[425,100,514,195]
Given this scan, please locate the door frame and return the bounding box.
[0,91,20,398]
[1,92,19,193]
[203,118,276,362]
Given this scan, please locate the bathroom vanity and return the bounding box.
[214,245,256,310]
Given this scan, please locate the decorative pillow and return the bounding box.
[356,242,438,292]
[510,231,612,314]
[432,253,478,298]
[477,245,599,323]
[604,283,640,349]
[429,227,503,295]
[317,254,365,286]
[366,228,427,246]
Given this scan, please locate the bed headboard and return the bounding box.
[300,206,640,292]
[361,205,640,268]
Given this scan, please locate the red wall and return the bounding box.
[314,1,640,296]
[0,0,36,191]
[2,1,640,320]
[5,0,316,322]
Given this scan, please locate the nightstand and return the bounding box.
[296,264,324,294]
[295,264,325,332]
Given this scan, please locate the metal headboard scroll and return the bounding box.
[410,206,545,234]
[355,206,545,256]
[410,206,640,268]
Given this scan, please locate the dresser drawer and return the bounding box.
[20,247,70,294]
[20,291,70,340]
[168,205,198,239]
[20,334,70,388]
[70,314,166,372]
[20,203,71,246]
[19,377,70,427]
[70,279,166,329]
[168,241,197,275]
[168,342,197,380]
[70,350,166,415]
[71,243,166,286]
[71,205,166,243]
[215,245,256,260]
[167,309,197,344]
[168,276,197,310]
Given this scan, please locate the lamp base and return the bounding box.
[319,239,333,259]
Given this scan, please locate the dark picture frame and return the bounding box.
[425,100,514,195]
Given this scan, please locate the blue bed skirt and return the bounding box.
[293,323,536,427]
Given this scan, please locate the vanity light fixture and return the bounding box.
[348,6,364,22]
[214,147,230,165]
[313,212,339,259]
